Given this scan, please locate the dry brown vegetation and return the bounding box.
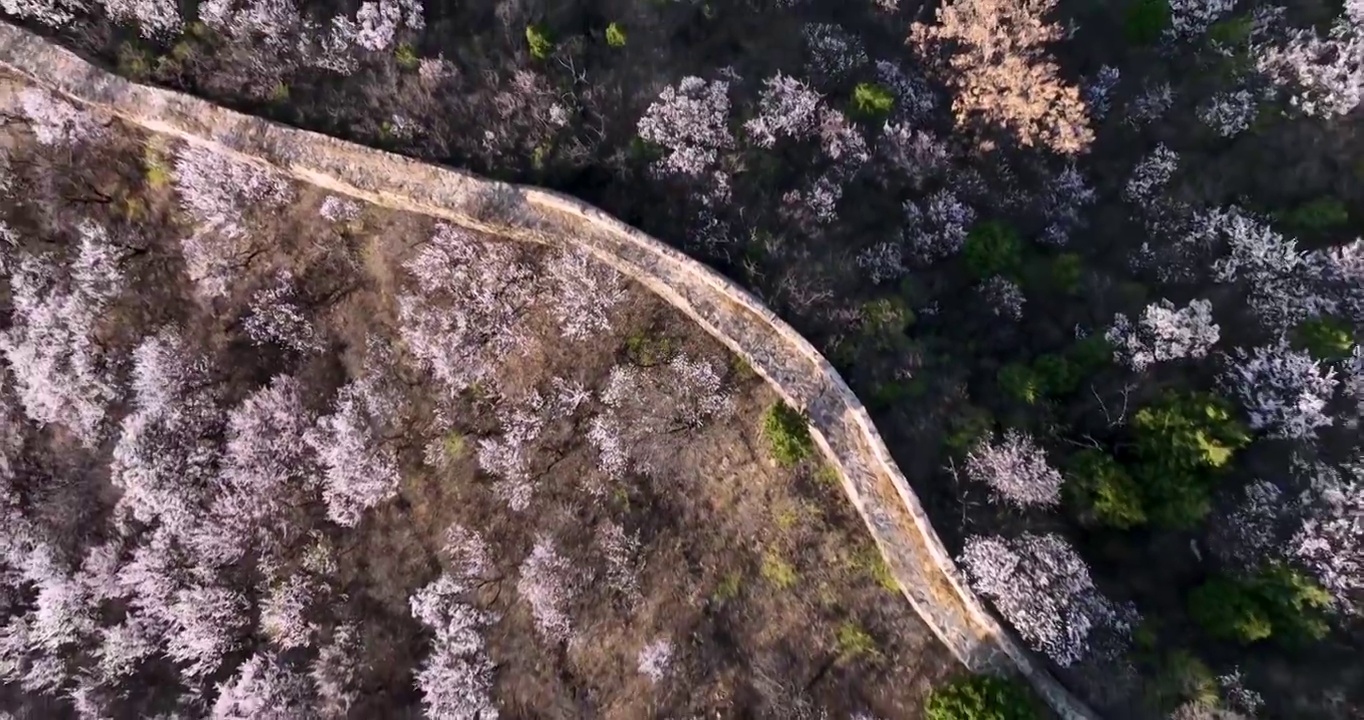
[0,74,956,718]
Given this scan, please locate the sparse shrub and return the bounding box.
[714,572,743,601]
[964,221,1023,279]
[997,363,1041,405]
[1069,334,1113,374]
[836,622,878,658]
[1065,449,1147,529]
[605,22,627,47]
[526,24,554,60]
[861,296,914,342]
[1125,0,1171,44]
[925,674,1040,720]
[1033,354,1080,396]
[625,333,674,366]
[762,401,814,466]
[1281,197,1349,232]
[1150,651,1220,711]
[1189,564,1331,644]
[1050,253,1083,294]
[1131,392,1250,528]
[761,552,799,589]
[852,82,895,118]
[1293,315,1355,361]
[394,42,419,69]
[1189,576,1274,644]
[946,404,994,453]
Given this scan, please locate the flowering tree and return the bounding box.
[516,536,576,642]
[910,0,1092,153]
[1123,144,1179,203]
[637,77,734,202]
[0,222,125,448]
[212,651,316,719]
[597,522,642,604]
[1193,206,1332,331]
[981,276,1025,320]
[1258,1,1364,118]
[1106,299,1221,371]
[745,74,823,148]
[305,374,402,528]
[637,638,673,684]
[399,224,536,394]
[1222,343,1338,440]
[1167,0,1236,38]
[409,574,498,719]
[109,330,223,539]
[202,374,318,566]
[803,23,867,83]
[101,0,182,37]
[964,430,1064,508]
[904,190,975,262]
[166,583,249,678]
[259,573,321,650]
[478,391,549,512]
[174,144,293,298]
[1039,165,1096,246]
[1291,460,1363,612]
[311,623,362,718]
[588,358,733,481]
[1198,90,1260,138]
[959,533,1135,667]
[545,249,625,340]
[243,271,324,354]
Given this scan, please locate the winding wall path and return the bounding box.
[0,22,1097,719]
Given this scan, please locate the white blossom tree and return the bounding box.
[959,533,1135,667]
[587,358,733,482]
[637,77,734,202]
[637,638,673,684]
[109,329,223,538]
[174,144,293,297]
[409,574,498,719]
[243,271,324,354]
[964,430,1064,508]
[1106,299,1221,371]
[306,374,402,528]
[517,536,576,643]
[1198,90,1259,138]
[399,224,537,394]
[0,222,125,448]
[212,651,316,719]
[545,249,625,340]
[1222,343,1338,440]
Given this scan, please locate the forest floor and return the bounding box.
[0,72,958,718]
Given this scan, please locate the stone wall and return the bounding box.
[0,22,1098,719]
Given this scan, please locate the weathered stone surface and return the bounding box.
[0,22,1098,719]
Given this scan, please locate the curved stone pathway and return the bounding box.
[0,22,1098,719]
